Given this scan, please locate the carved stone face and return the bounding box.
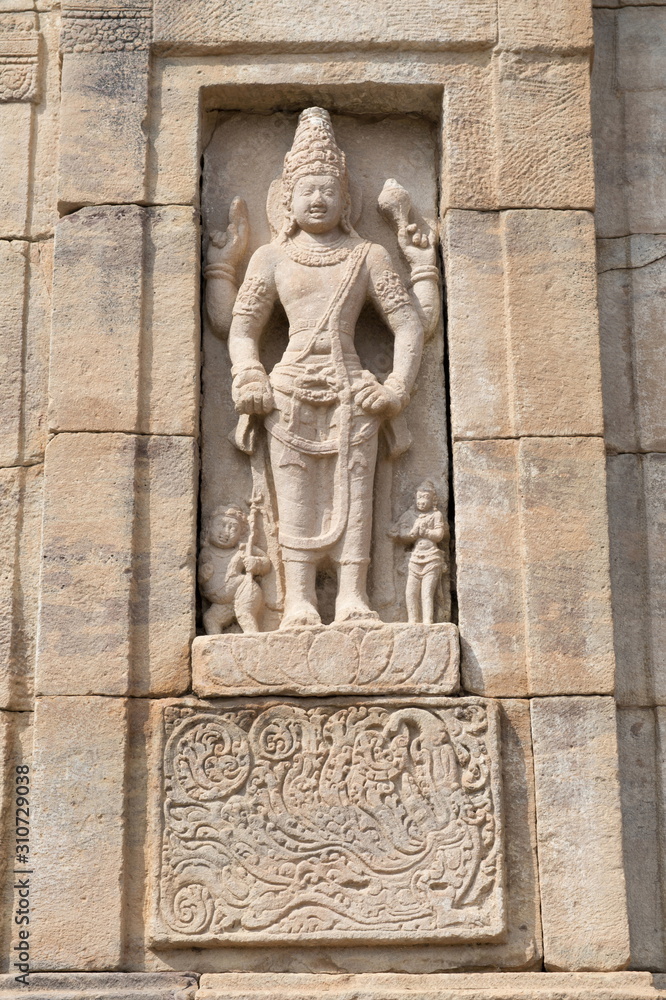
[209,514,244,549]
[291,173,343,234]
[416,490,435,512]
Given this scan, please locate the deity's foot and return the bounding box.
[280,605,322,629]
[334,603,381,623]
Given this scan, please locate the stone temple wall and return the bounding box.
[0,0,663,996]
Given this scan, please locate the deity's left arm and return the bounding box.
[367,246,424,398]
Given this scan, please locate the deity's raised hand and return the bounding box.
[378,178,435,271]
[207,196,250,269]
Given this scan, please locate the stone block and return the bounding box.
[196,972,665,1000]
[519,437,614,696]
[631,242,666,453]
[591,10,628,239]
[443,212,511,438]
[36,432,196,698]
[494,53,595,210]
[531,697,630,971]
[0,707,32,973]
[193,622,459,697]
[0,466,42,710]
[617,708,665,970]
[127,696,539,971]
[0,103,31,236]
[503,211,602,436]
[644,455,666,705]
[454,440,528,697]
[444,211,603,440]
[0,974,198,998]
[0,240,27,466]
[597,235,666,452]
[623,90,666,235]
[58,51,149,209]
[597,253,637,454]
[608,454,666,706]
[499,0,593,55]
[49,205,199,436]
[0,13,38,237]
[607,454,652,706]
[153,0,497,53]
[27,11,60,238]
[455,438,614,697]
[616,8,666,93]
[441,65,497,211]
[0,238,52,468]
[151,696,505,947]
[592,8,666,233]
[31,697,127,970]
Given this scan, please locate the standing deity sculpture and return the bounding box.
[204,108,440,630]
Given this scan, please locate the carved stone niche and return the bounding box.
[197,107,455,695]
[150,697,505,947]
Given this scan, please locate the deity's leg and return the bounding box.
[268,426,332,627]
[333,431,379,622]
[335,559,378,622]
[281,558,320,627]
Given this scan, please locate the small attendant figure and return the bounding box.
[198,499,271,634]
[389,481,448,624]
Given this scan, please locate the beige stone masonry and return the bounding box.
[0,465,41,710]
[617,708,666,970]
[0,973,198,998]
[592,8,666,237]
[531,697,630,971]
[148,53,594,215]
[608,454,666,707]
[196,972,666,1000]
[193,623,460,697]
[455,437,614,697]
[493,54,594,210]
[0,13,38,237]
[444,210,603,439]
[0,11,60,238]
[597,236,666,455]
[124,698,540,972]
[0,237,52,469]
[36,432,196,698]
[49,204,199,436]
[58,51,149,210]
[498,0,593,54]
[0,708,31,973]
[31,697,127,971]
[152,0,497,53]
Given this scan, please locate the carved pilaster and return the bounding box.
[0,14,39,103]
[60,2,152,53]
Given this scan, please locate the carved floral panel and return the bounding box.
[152,697,505,945]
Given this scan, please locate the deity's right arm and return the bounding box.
[228,245,278,415]
[204,196,250,339]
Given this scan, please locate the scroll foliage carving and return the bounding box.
[154,698,504,944]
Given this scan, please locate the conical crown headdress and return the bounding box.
[280,108,353,235]
[282,107,347,190]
